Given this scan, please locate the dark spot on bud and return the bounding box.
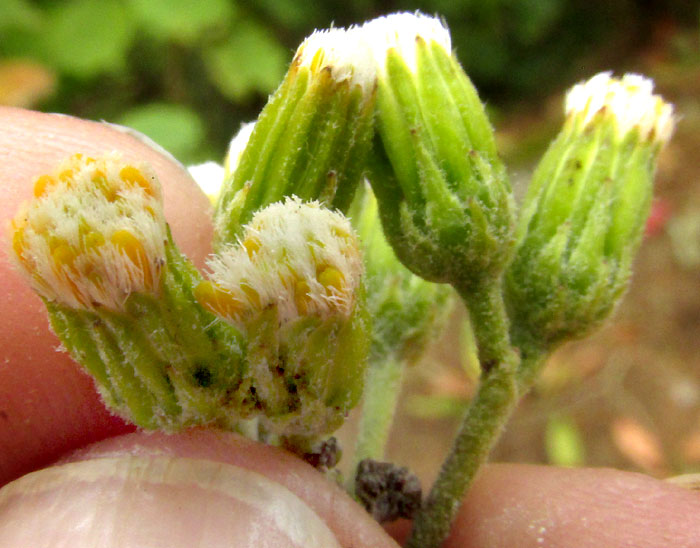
[193,365,213,388]
[482,358,498,373]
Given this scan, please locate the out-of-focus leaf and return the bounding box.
[41,0,135,78]
[248,0,313,30]
[0,59,55,107]
[203,19,288,101]
[404,394,469,420]
[545,414,585,467]
[512,0,564,44]
[116,103,205,163]
[0,0,42,30]
[127,0,236,44]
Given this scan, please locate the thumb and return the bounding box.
[0,429,399,548]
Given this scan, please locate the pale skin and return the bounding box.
[1,106,699,547]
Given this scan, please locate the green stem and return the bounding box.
[406,357,518,548]
[348,356,405,492]
[406,278,520,548]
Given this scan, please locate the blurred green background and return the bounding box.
[1,0,697,165]
[2,0,700,483]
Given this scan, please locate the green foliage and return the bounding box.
[44,0,134,78]
[1,0,135,78]
[128,0,236,44]
[0,0,41,30]
[203,20,288,102]
[117,103,205,163]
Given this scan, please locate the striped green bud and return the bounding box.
[196,198,369,445]
[506,73,675,350]
[10,153,245,430]
[363,12,516,290]
[214,25,377,248]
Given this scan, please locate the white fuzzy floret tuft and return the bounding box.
[565,72,675,145]
[295,26,375,95]
[360,12,451,75]
[204,197,362,325]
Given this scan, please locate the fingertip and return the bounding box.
[446,463,700,548]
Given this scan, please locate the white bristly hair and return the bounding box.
[294,26,376,96]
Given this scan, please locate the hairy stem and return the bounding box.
[407,278,520,548]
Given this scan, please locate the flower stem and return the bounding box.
[406,278,520,548]
[348,356,405,492]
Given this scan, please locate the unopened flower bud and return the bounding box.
[197,198,369,444]
[506,73,675,350]
[363,12,516,290]
[214,25,377,247]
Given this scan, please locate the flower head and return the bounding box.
[360,11,514,290]
[198,197,362,326]
[565,72,674,146]
[506,73,675,349]
[10,153,167,311]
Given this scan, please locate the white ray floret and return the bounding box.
[225,121,256,176]
[188,161,225,204]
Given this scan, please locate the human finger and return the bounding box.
[446,463,700,548]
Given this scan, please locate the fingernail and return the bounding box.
[0,455,341,547]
